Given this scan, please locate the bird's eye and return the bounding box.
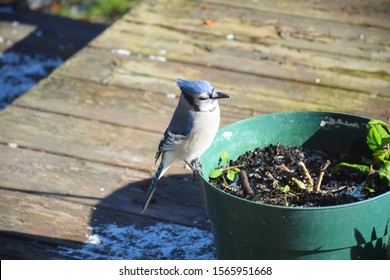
[199,97,209,100]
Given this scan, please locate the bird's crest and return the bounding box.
[176,78,213,97]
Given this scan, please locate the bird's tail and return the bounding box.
[142,161,165,213]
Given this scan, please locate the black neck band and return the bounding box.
[183,93,200,111]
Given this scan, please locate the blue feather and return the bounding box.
[176,78,213,97]
[142,161,164,213]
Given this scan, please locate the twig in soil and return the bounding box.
[298,161,314,190]
[221,176,231,191]
[239,170,254,196]
[225,165,244,170]
[327,185,347,193]
[291,177,307,190]
[279,164,294,175]
[279,164,307,191]
[265,171,280,188]
[315,160,331,192]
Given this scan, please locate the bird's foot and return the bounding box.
[185,158,204,181]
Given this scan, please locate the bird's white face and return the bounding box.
[192,88,219,112]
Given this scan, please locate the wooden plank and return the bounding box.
[0,20,35,52]
[0,235,76,260]
[206,0,390,29]
[0,21,36,41]
[13,76,177,133]
[0,6,106,58]
[0,188,93,244]
[51,47,390,120]
[111,58,390,119]
[90,20,390,96]
[1,0,389,260]
[125,0,390,61]
[95,19,390,69]
[0,185,209,259]
[0,144,210,228]
[0,106,158,170]
[13,75,251,132]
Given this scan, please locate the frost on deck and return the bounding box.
[0,0,390,260]
[0,52,62,109]
[56,223,216,260]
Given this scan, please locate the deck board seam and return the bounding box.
[38,72,265,114]
[0,186,210,231]
[12,103,163,135]
[200,0,390,30]
[0,141,153,174]
[86,44,382,96]
[119,20,387,63]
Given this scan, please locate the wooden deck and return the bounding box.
[1,0,390,259]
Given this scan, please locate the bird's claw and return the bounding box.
[185,158,204,181]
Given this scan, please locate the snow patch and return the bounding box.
[0,52,62,109]
[55,223,216,260]
[148,54,167,62]
[226,33,235,40]
[112,48,131,56]
[86,234,102,245]
[166,93,176,99]
[7,143,18,148]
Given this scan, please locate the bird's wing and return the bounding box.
[158,130,187,152]
[157,107,194,150]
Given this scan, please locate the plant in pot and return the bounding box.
[198,111,390,260]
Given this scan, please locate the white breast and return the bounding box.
[178,106,220,162]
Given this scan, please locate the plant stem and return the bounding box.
[315,160,330,192]
[279,164,293,175]
[239,170,254,196]
[221,176,231,191]
[225,165,244,170]
[279,164,308,191]
[265,171,280,188]
[298,161,314,191]
[291,177,307,190]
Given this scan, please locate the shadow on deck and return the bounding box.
[0,5,107,108]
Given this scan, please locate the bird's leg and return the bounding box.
[184,158,204,180]
[191,157,203,171]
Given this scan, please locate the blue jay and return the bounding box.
[142,78,230,213]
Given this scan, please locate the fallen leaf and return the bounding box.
[203,19,217,26]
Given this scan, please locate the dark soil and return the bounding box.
[209,144,388,207]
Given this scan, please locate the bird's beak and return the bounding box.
[215,91,230,99]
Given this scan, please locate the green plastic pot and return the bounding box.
[199,111,390,259]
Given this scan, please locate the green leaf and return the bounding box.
[361,156,372,164]
[373,149,389,162]
[333,162,370,174]
[378,161,390,185]
[252,193,263,201]
[383,137,390,149]
[365,187,376,193]
[367,125,382,151]
[226,169,237,181]
[282,185,290,193]
[375,125,390,139]
[209,168,224,178]
[220,151,230,164]
[369,119,390,133]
